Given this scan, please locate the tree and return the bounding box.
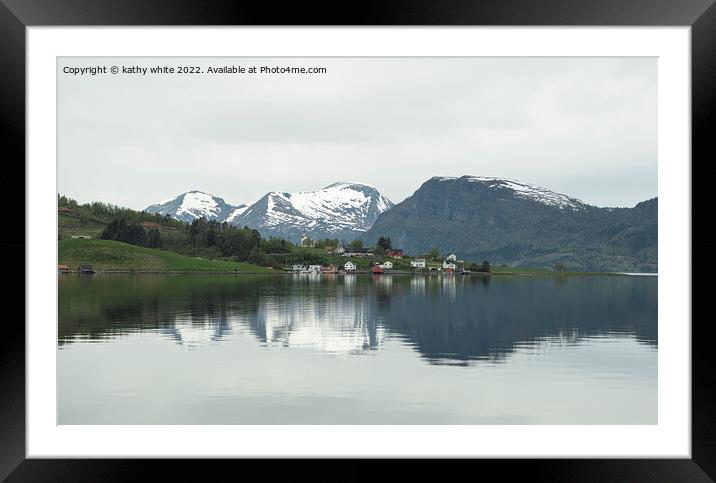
[481,260,491,273]
[146,228,161,248]
[428,247,440,260]
[100,218,145,246]
[553,261,567,273]
[262,237,293,254]
[377,236,392,250]
[350,239,364,250]
[189,218,209,248]
[314,237,340,249]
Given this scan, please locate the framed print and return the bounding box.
[4,0,713,480]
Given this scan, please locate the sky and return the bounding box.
[58,57,656,210]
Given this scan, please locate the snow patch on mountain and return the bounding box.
[225,205,249,223]
[231,181,394,241]
[175,191,222,219]
[145,191,246,223]
[433,176,587,210]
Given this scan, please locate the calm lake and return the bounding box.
[58,274,657,424]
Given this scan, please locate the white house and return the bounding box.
[379,261,393,270]
[291,264,306,272]
[443,260,457,270]
[344,261,357,272]
[446,253,457,262]
[308,265,322,274]
[334,246,345,254]
[411,258,426,269]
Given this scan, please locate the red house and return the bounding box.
[386,249,403,259]
[371,265,384,274]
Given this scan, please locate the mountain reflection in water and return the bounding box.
[58,274,656,366]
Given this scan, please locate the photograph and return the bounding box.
[56,56,659,425]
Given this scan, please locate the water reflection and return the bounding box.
[161,314,233,348]
[249,288,387,353]
[58,274,657,365]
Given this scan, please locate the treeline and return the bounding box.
[313,238,341,249]
[101,218,161,248]
[465,260,492,273]
[59,194,184,229]
[100,216,293,266]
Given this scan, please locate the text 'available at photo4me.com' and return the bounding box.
[61,63,329,76]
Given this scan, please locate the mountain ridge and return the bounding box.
[145,190,247,224]
[363,175,657,272]
[144,182,395,243]
[142,176,657,272]
[230,181,394,242]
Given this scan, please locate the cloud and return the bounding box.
[58,57,656,209]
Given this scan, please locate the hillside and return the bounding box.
[58,213,111,239]
[58,239,272,272]
[58,197,184,240]
[364,176,657,272]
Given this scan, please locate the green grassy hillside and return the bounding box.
[58,210,179,240]
[58,239,273,273]
[58,213,108,239]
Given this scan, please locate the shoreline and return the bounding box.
[59,269,640,277]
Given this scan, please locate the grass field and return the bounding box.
[58,213,107,239]
[58,239,273,272]
[58,211,178,240]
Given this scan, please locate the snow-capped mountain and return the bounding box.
[230,182,394,242]
[432,176,588,210]
[144,191,247,223]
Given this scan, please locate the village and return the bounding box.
[288,234,490,275]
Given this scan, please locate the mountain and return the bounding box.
[230,182,394,242]
[364,176,657,272]
[144,191,246,223]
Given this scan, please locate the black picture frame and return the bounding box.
[3,0,712,480]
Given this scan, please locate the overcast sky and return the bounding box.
[58,57,656,210]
